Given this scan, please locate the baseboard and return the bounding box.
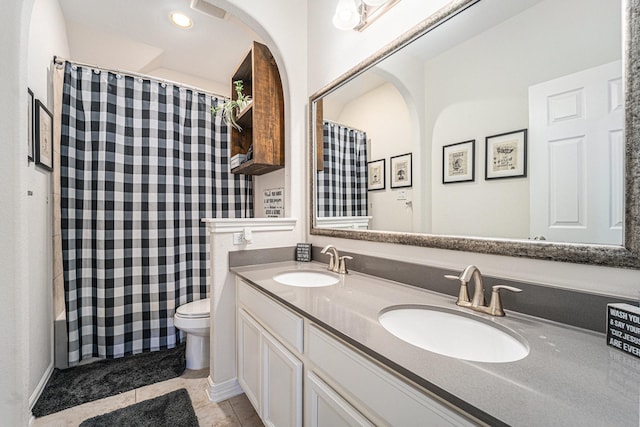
[29,361,54,412]
[206,376,243,403]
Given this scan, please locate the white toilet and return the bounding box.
[174,298,211,370]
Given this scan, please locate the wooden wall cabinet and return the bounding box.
[230,41,285,175]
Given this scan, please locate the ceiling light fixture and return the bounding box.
[333,0,361,31]
[170,12,193,29]
[332,0,400,32]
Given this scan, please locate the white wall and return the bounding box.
[144,67,227,96]
[335,83,413,231]
[431,98,529,238]
[427,0,621,238]
[212,0,307,226]
[2,0,35,424]
[306,0,640,300]
[307,0,453,93]
[26,0,70,410]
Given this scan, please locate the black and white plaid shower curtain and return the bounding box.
[60,63,252,364]
[316,122,368,217]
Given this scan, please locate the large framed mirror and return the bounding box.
[310,0,640,268]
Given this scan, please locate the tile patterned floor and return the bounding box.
[31,369,264,427]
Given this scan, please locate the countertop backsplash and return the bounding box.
[229,246,637,333]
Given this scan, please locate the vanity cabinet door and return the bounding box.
[262,331,303,427]
[237,303,302,427]
[306,370,374,427]
[238,308,262,412]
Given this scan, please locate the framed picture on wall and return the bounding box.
[27,88,34,162]
[390,153,412,188]
[485,129,527,180]
[367,159,385,191]
[35,99,53,171]
[443,140,475,184]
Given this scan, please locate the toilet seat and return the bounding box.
[176,297,210,319]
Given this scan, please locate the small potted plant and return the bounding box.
[212,80,252,131]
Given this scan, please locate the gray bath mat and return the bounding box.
[32,343,186,417]
[79,388,198,427]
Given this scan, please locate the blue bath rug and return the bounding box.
[79,388,198,427]
[32,343,186,417]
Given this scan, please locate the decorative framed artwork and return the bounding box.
[443,140,475,184]
[35,99,53,171]
[367,159,385,191]
[485,129,527,180]
[27,88,34,162]
[390,153,412,188]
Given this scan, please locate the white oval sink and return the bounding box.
[378,305,529,363]
[273,270,340,287]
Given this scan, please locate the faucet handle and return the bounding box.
[493,285,522,292]
[486,285,522,316]
[338,256,353,274]
[444,274,470,306]
[324,252,335,272]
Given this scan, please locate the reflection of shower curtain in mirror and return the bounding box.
[317,122,367,217]
[60,62,253,364]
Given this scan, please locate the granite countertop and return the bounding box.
[231,261,640,427]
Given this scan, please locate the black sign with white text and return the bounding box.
[607,303,640,359]
[296,243,312,262]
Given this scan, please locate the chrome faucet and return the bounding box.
[320,244,352,274]
[445,265,521,316]
[458,265,487,308]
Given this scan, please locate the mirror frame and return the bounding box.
[310,0,640,269]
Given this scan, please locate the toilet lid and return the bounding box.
[176,298,211,318]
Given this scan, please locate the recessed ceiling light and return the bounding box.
[170,12,193,29]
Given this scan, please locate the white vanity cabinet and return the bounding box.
[305,325,475,427]
[236,278,475,427]
[237,280,303,427]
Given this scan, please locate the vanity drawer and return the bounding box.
[306,324,474,427]
[237,279,304,354]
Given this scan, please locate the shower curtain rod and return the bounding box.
[53,55,228,100]
[323,119,366,135]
